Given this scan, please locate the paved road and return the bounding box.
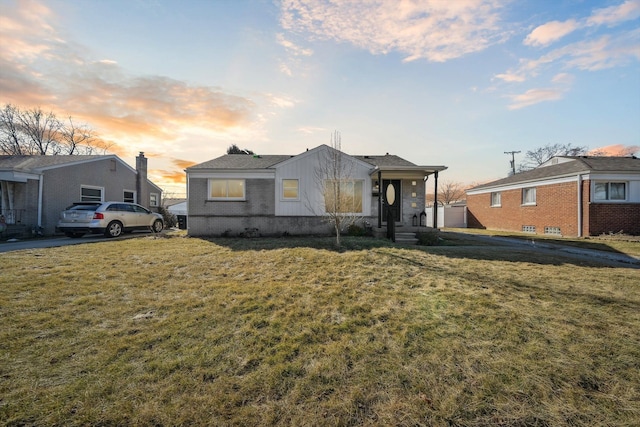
[0,231,159,253]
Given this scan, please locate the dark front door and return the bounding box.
[382,180,401,223]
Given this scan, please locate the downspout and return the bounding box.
[577,174,582,237]
[37,173,44,230]
[433,171,439,228]
[377,170,382,229]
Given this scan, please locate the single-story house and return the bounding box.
[466,156,640,237]
[0,152,162,237]
[186,144,447,237]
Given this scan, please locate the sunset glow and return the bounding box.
[1,0,638,196]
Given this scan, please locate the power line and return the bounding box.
[504,151,521,175]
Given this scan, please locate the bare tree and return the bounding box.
[17,107,61,155]
[438,180,466,205]
[313,131,361,248]
[59,117,97,155]
[0,104,102,156]
[0,104,24,155]
[519,143,588,171]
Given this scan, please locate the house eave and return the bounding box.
[369,165,447,177]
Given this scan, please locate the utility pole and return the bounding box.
[504,151,520,175]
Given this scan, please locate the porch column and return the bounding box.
[433,171,439,228]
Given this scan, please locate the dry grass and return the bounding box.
[1,234,639,426]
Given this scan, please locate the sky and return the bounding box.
[1,0,639,197]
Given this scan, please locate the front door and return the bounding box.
[382,180,401,223]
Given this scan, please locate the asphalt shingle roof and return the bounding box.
[0,155,109,171]
[187,151,420,171]
[354,154,417,167]
[186,154,293,170]
[471,156,640,190]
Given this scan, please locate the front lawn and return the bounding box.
[1,235,638,426]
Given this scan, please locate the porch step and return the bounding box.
[394,232,418,245]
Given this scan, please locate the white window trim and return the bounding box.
[323,179,365,215]
[123,189,136,203]
[150,192,159,207]
[490,191,501,207]
[207,178,246,201]
[281,179,300,201]
[522,187,537,206]
[81,185,104,202]
[593,181,627,202]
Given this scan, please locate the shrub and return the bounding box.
[416,230,441,246]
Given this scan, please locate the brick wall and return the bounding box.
[467,181,581,236]
[588,203,640,235]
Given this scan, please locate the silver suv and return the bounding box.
[57,201,164,238]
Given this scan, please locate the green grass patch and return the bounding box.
[1,235,639,426]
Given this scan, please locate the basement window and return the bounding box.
[522,225,536,233]
[544,226,561,235]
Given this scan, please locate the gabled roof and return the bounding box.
[186,154,292,170]
[469,156,640,191]
[354,154,417,167]
[187,146,447,175]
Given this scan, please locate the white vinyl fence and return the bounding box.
[425,205,467,228]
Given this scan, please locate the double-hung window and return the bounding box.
[282,179,299,200]
[522,187,536,205]
[123,190,135,203]
[324,180,363,214]
[81,185,103,202]
[150,193,159,207]
[594,182,626,201]
[490,192,501,207]
[209,179,245,200]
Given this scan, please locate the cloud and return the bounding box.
[506,87,566,110]
[523,1,640,48]
[172,158,199,170]
[279,0,508,62]
[277,33,313,56]
[524,19,579,47]
[0,0,266,189]
[588,144,639,156]
[587,0,640,27]
[496,30,640,84]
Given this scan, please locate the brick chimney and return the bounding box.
[136,152,148,207]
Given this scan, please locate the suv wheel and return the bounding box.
[151,219,164,233]
[105,221,123,238]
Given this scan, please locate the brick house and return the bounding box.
[185,144,447,237]
[466,156,640,237]
[0,152,162,237]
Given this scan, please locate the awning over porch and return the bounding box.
[369,164,448,229]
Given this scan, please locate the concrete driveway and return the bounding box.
[442,230,640,268]
[0,231,160,253]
